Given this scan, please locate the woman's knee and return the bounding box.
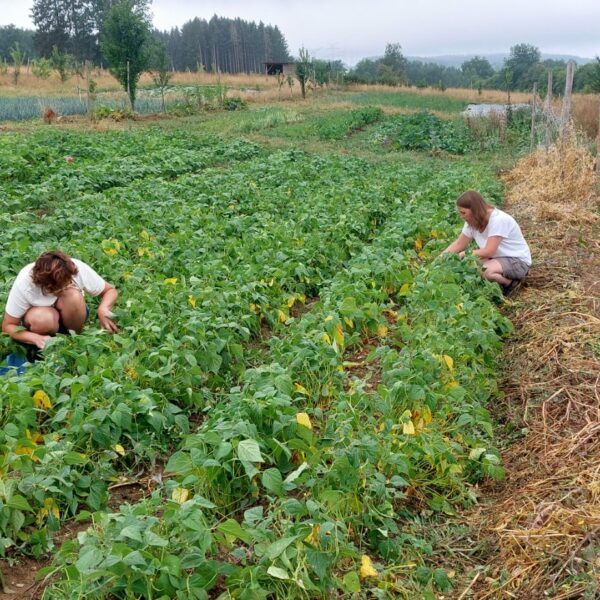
[24,307,60,334]
[55,287,85,310]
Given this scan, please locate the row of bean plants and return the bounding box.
[0,125,509,598]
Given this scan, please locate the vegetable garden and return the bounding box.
[1,108,517,599]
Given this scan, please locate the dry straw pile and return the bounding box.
[463,122,600,599]
[502,125,597,224]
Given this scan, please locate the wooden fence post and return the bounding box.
[530,82,538,151]
[560,60,575,137]
[596,93,600,173]
[544,70,553,149]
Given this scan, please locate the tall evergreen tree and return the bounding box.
[0,26,36,62]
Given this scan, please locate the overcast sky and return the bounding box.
[1,0,598,65]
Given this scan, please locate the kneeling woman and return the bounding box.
[444,190,531,294]
[2,251,118,351]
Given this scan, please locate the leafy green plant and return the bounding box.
[373,111,474,154]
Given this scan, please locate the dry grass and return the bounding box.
[0,68,279,97]
[572,94,600,140]
[452,137,600,599]
[503,126,598,223]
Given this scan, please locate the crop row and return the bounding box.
[1,133,431,557]
[39,161,509,598]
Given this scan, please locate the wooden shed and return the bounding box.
[263,62,295,76]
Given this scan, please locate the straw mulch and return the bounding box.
[453,132,600,599]
[502,126,598,225]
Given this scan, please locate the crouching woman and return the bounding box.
[2,251,118,350]
[444,191,531,295]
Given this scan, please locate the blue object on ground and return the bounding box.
[0,353,28,376]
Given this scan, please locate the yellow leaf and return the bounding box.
[333,323,345,347]
[399,283,410,296]
[44,498,60,519]
[249,303,259,313]
[324,315,334,322]
[304,523,320,545]
[415,236,423,251]
[26,430,43,444]
[422,405,433,425]
[277,309,288,323]
[114,444,125,456]
[430,229,440,239]
[360,555,378,579]
[377,324,388,338]
[104,247,118,256]
[188,295,197,308]
[403,420,416,435]
[33,390,52,410]
[287,297,296,308]
[294,383,310,396]
[444,380,459,391]
[296,412,313,430]
[322,332,331,344]
[15,444,35,459]
[442,355,454,370]
[172,487,190,504]
[344,317,354,328]
[164,277,178,285]
[140,230,150,241]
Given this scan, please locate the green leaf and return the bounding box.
[343,571,361,592]
[120,525,143,542]
[237,439,263,463]
[165,451,193,474]
[7,495,33,512]
[261,468,284,496]
[433,568,452,592]
[267,566,289,580]
[264,536,298,560]
[216,519,253,544]
[144,530,169,547]
[75,547,103,573]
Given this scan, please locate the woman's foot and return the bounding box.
[502,279,522,297]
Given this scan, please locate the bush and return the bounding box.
[223,96,247,111]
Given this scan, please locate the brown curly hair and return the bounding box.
[31,251,78,294]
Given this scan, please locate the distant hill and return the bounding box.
[406,53,594,69]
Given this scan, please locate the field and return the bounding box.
[0,83,598,600]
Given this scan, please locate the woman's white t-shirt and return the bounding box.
[462,208,531,265]
[5,259,106,319]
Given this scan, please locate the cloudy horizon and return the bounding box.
[1,0,598,66]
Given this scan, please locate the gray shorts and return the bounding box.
[496,257,530,280]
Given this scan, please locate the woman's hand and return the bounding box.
[98,308,118,333]
[31,333,51,349]
[458,251,466,258]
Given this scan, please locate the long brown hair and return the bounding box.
[31,251,78,294]
[456,190,494,233]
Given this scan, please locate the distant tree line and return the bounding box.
[347,43,600,94]
[154,16,291,73]
[0,1,290,73]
